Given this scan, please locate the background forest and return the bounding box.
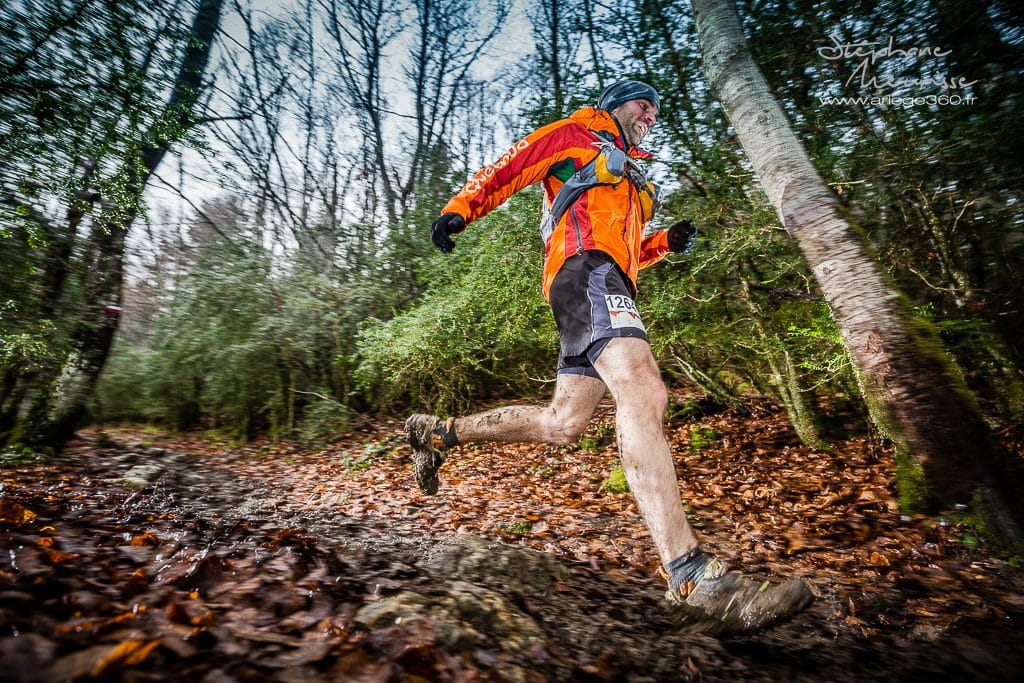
[2,0,1022,461]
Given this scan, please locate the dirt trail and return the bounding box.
[2,427,1023,681]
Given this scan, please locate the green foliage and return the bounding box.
[641,183,857,427]
[915,303,1024,427]
[90,343,159,424]
[689,426,718,452]
[666,395,729,424]
[0,0,224,447]
[497,520,533,536]
[667,396,702,423]
[336,441,396,474]
[149,242,281,436]
[739,0,1024,435]
[533,464,556,479]
[356,193,557,414]
[786,312,850,377]
[600,465,630,494]
[95,217,381,439]
[0,305,57,372]
[579,422,616,453]
[298,399,351,444]
[0,444,45,467]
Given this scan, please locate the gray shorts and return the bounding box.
[549,251,648,379]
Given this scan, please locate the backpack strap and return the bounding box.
[543,143,659,237]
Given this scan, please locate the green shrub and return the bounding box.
[95,231,384,439]
[91,343,159,424]
[298,398,351,443]
[356,193,558,414]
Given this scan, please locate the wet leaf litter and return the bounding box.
[2,389,1023,681]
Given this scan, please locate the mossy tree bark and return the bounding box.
[689,0,1024,552]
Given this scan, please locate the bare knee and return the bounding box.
[650,376,669,414]
[595,339,668,417]
[538,373,605,445]
[603,367,668,425]
[541,409,592,445]
[626,375,668,416]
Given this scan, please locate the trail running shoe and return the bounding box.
[667,558,814,637]
[405,414,454,495]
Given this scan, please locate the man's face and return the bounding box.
[612,98,658,148]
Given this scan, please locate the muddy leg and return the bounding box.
[454,373,606,446]
[593,337,699,566]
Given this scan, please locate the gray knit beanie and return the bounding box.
[597,80,660,113]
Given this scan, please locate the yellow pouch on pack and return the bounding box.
[638,180,660,222]
[594,147,626,184]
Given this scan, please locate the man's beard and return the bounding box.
[617,113,649,148]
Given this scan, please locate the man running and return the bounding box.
[406,80,813,635]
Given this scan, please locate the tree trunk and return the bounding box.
[547,0,564,119]
[739,279,827,450]
[689,0,1024,551]
[41,0,224,443]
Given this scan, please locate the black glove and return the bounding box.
[430,212,466,253]
[667,220,697,253]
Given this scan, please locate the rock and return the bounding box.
[354,591,433,630]
[353,581,549,681]
[117,464,164,490]
[422,534,567,593]
[434,581,545,654]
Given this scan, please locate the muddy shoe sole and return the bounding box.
[405,414,446,495]
[412,450,444,495]
[670,573,814,637]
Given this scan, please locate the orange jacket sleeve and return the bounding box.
[638,228,672,269]
[441,118,597,223]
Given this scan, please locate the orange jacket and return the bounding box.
[441,107,671,300]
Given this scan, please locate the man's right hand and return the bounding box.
[430,212,466,253]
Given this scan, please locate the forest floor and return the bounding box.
[2,387,1024,682]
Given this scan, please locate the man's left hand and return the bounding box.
[667,220,697,253]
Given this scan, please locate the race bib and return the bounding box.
[605,294,645,331]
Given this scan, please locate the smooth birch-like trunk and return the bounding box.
[689,0,1024,551]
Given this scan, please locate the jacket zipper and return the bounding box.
[623,182,634,270]
[571,207,584,255]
